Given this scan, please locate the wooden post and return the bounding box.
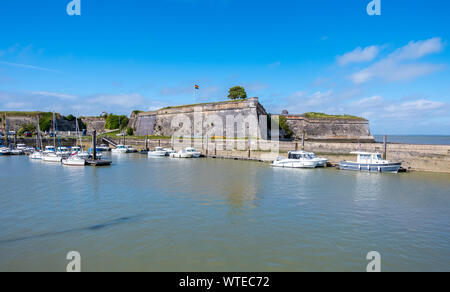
[248,137,251,158]
[301,131,305,150]
[295,142,298,151]
[92,130,97,161]
[383,135,387,160]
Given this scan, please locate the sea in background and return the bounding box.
[374,135,450,145]
[1,154,449,272]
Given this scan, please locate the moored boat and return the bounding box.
[271,151,321,168]
[0,147,11,156]
[170,149,194,158]
[185,147,201,158]
[42,152,62,163]
[62,154,86,166]
[338,152,402,173]
[148,147,168,157]
[111,145,130,154]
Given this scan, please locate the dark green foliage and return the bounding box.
[39,112,54,132]
[64,114,76,121]
[228,86,247,100]
[126,127,134,136]
[278,115,293,138]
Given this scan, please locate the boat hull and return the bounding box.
[62,159,86,166]
[271,160,319,168]
[339,162,402,173]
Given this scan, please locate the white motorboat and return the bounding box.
[62,154,86,166]
[185,147,201,158]
[0,147,11,156]
[30,151,44,160]
[42,152,62,163]
[308,152,328,167]
[271,151,320,168]
[148,147,168,157]
[170,149,194,158]
[111,145,130,154]
[339,152,402,173]
[97,144,110,152]
[126,145,137,153]
[163,148,176,155]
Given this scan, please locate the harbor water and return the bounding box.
[0,154,449,271]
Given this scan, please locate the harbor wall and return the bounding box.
[101,137,450,173]
[283,115,374,142]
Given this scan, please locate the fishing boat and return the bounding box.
[338,152,402,173]
[62,154,86,166]
[185,147,201,158]
[148,147,168,157]
[271,151,321,168]
[111,145,130,154]
[169,149,194,158]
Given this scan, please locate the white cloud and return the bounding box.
[337,45,380,66]
[32,91,77,100]
[351,38,444,84]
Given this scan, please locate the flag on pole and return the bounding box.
[194,85,199,90]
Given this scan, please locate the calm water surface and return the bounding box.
[0,154,449,272]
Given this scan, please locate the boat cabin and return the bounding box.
[287,151,311,160]
[351,152,385,164]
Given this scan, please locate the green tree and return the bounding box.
[126,127,134,136]
[105,114,129,130]
[18,124,36,136]
[228,86,247,100]
[64,114,75,121]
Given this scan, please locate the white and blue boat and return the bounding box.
[339,152,402,173]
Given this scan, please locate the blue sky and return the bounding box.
[0,0,449,134]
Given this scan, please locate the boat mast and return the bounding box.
[53,112,56,148]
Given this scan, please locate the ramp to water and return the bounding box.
[102,137,118,148]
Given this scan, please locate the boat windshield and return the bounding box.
[288,153,308,159]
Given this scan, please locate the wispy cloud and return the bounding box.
[337,45,381,66]
[350,38,444,84]
[32,91,77,100]
[0,61,59,73]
